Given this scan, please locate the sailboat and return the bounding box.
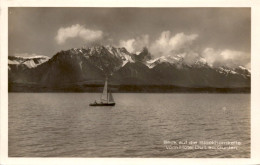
[89,78,115,106]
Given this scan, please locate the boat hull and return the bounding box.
[89,102,115,106]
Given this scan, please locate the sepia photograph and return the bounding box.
[7,7,251,158]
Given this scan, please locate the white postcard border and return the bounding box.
[1,0,260,164]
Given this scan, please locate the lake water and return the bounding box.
[9,93,250,157]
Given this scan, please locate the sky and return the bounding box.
[8,7,251,68]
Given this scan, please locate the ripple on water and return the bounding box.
[9,93,250,158]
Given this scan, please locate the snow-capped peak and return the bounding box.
[238,66,250,73]
[81,45,135,67]
[195,57,207,65]
[12,55,49,60]
[135,51,141,55]
[192,57,212,68]
[146,55,183,68]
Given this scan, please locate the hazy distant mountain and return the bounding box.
[8,45,251,90]
[8,56,50,84]
[8,56,50,68]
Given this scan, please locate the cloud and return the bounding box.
[147,31,250,68]
[55,24,103,44]
[182,51,200,65]
[150,31,198,57]
[202,48,250,68]
[119,32,198,55]
[119,39,135,53]
[119,35,149,53]
[54,25,251,69]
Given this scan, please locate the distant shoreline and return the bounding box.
[8,83,251,93]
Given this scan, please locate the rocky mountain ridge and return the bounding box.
[8,45,251,90]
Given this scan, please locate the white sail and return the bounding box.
[108,92,114,103]
[101,78,108,102]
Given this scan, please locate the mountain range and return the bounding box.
[8,45,251,92]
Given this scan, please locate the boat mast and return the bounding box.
[106,77,108,103]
